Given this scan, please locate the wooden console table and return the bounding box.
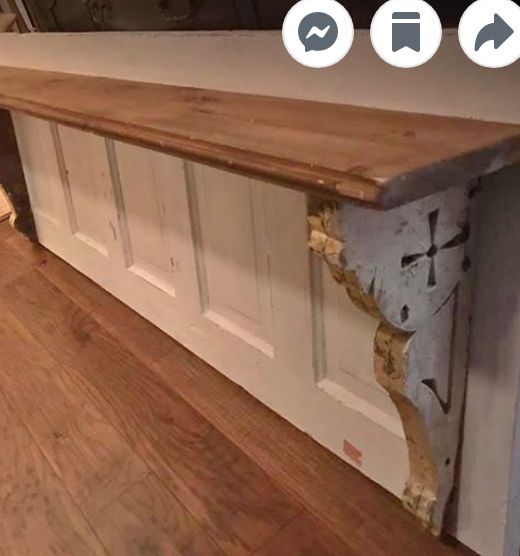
[1,65,519,536]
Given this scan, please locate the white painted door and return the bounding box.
[5,29,520,556]
[13,113,408,501]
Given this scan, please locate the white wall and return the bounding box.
[0,30,517,123]
[459,167,520,556]
[0,31,518,556]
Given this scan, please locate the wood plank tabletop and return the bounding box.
[0,65,518,208]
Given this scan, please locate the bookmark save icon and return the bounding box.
[371,0,442,68]
[392,12,421,52]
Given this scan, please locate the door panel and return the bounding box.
[57,125,115,256]
[193,164,274,357]
[14,114,408,504]
[319,265,403,437]
[13,115,60,225]
[112,142,182,298]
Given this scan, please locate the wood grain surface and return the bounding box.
[0,221,477,555]
[0,390,106,556]
[0,66,519,207]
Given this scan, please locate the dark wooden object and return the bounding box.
[0,66,518,209]
[20,1,512,31]
[0,109,35,240]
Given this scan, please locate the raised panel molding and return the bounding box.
[315,258,404,437]
[109,141,183,298]
[12,114,59,225]
[56,125,115,256]
[191,163,274,357]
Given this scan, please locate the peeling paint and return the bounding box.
[307,191,471,536]
[343,439,363,468]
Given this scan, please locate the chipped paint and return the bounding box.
[307,193,471,536]
[343,439,363,468]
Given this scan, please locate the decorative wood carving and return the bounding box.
[0,109,36,241]
[84,0,113,26]
[154,0,203,22]
[309,184,472,534]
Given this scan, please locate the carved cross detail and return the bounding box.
[401,209,470,291]
[399,208,470,415]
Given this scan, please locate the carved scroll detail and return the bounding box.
[374,322,439,530]
[309,187,471,535]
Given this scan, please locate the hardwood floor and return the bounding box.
[0,221,476,556]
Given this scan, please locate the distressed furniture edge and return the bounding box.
[0,65,519,209]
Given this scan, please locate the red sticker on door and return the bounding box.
[343,439,362,468]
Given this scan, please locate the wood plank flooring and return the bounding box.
[0,221,476,556]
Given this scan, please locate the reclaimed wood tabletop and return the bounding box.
[0,65,518,208]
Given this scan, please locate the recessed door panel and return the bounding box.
[193,164,273,357]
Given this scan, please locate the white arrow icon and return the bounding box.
[306,25,331,39]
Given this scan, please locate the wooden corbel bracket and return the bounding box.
[309,185,472,534]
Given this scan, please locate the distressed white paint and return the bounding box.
[192,165,274,357]
[12,115,60,225]
[340,186,469,332]
[318,270,401,437]
[56,125,116,257]
[14,108,472,537]
[110,142,183,297]
[327,186,471,532]
[3,30,519,555]
[13,112,408,500]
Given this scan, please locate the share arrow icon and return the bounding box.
[475,14,514,51]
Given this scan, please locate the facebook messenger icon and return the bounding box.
[283,0,354,68]
[298,12,339,52]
